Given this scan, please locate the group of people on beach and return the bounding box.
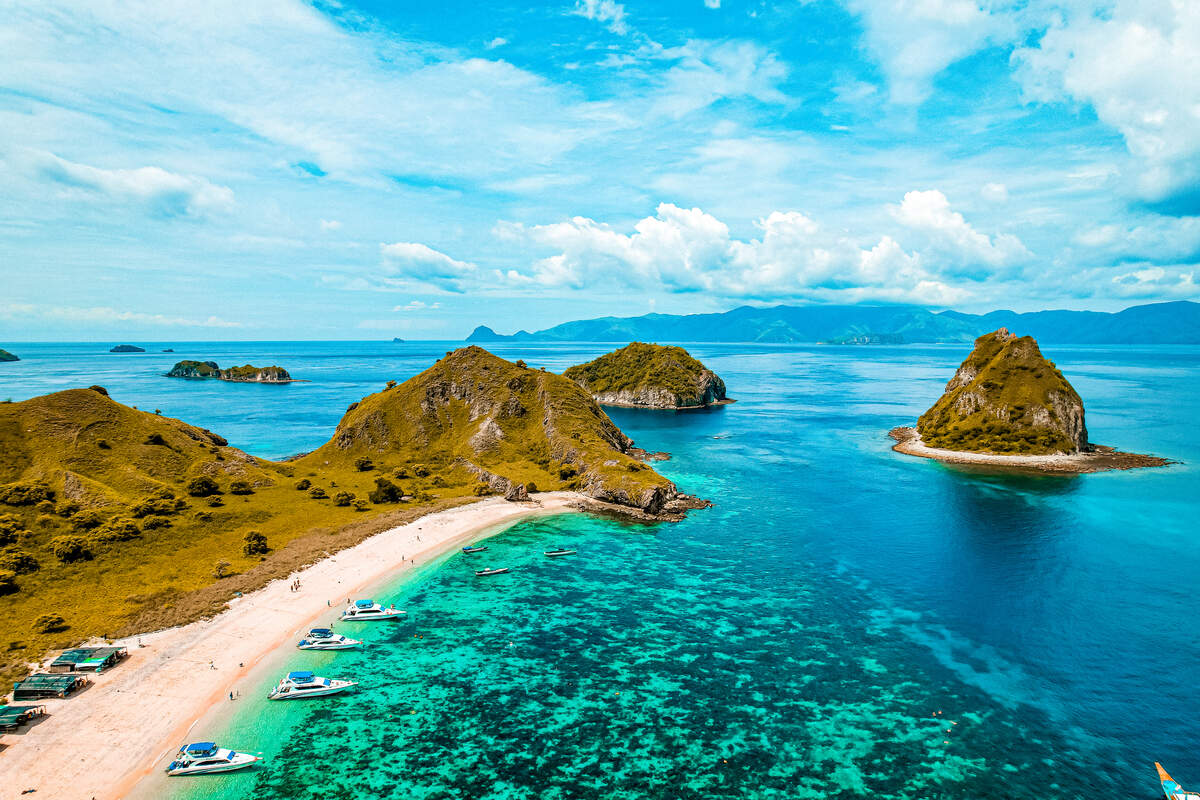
[289,578,302,592]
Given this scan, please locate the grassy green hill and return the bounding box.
[563,342,727,408]
[916,329,1088,454]
[0,348,678,686]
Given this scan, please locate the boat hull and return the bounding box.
[166,753,261,776]
[297,642,360,651]
[267,682,357,700]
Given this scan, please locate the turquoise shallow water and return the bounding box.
[4,341,1199,797]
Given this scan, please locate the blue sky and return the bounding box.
[1,0,1198,340]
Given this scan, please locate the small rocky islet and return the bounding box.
[0,348,19,362]
[166,360,295,383]
[891,327,1169,473]
[563,342,730,410]
[109,344,145,353]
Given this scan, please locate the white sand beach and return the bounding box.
[889,427,1169,473]
[0,493,583,800]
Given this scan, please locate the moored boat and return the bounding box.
[475,567,510,576]
[544,547,576,557]
[462,545,488,553]
[1157,763,1200,800]
[339,599,405,621]
[165,742,262,776]
[267,671,357,700]
[296,628,363,650]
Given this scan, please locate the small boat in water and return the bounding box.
[296,628,362,651]
[165,742,261,776]
[1157,763,1200,800]
[475,567,510,576]
[462,545,488,553]
[267,671,357,700]
[339,599,405,621]
[544,547,576,557]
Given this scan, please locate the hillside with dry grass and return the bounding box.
[0,348,682,686]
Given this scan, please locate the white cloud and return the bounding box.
[981,182,1008,203]
[393,300,441,311]
[380,242,479,292]
[319,219,342,231]
[572,0,629,35]
[1013,0,1200,208]
[843,0,1015,105]
[0,302,243,328]
[496,201,969,304]
[653,40,788,118]
[892,190,1029,276]
[485,37,508,49]
[32,151,233,218]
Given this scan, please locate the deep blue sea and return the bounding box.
[2,341,1197,798]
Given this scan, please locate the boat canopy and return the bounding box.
[354,599,374,608]
[183,742,217,755]
[309,628,334,636]
[286,671,314,681]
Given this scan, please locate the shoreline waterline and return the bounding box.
[0,493,585,800]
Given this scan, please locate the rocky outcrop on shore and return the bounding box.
[166,360,294,383]
[563,342,730,409]
[916,328,1087,455]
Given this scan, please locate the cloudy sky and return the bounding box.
[1,0,1198,340]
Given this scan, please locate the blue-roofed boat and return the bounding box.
[339,599,405,621]
[267,670,357,700]
[164,741,262,775]
[1158,763,1200,800]
[462,545,488,553]
[296,627,362,651]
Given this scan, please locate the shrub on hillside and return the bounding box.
[144,433,167,446]
[430,474,448,488]
[334,491,355,507]
[473,483,493,496]
[0,569,17,596]
[229,480,253,495]
[141,516,170,530]
[69,510,103,531]
[413,464,430,478]
[525,481,538,495]
[186,476,220,497]
[354,457,374,472]
[32,613,67,633]
[93,518,140,542]
[368,477,403,504]
[0,548,39,574]
[242,531,269,556]
[213,560,231,579]
[294,479,312,491]
[0,483,54,506]
[50,535,92,563]
[353,499,369,511]
[308,487,328,499]
[0,514,24,546]
[88,385,108,396]
[130,497,177,518]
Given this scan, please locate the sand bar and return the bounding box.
[889,426,1171,473]
[0,493,584,800]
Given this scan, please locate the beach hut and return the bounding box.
[12,673,89,700]
[0,704,47,731]
[49,646,129,673]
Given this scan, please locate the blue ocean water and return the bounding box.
[3,341,1198,798]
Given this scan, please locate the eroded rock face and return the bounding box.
[916,328,1088,455]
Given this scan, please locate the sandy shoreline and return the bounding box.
[0,493,584,800]
[889,427,1172,473]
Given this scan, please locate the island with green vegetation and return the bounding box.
[109,344,145,353]
[890,328,1169,472]
[0,348,18,362]
[166,360,295,383]
[0,346,699,686]
[563,342,730,409]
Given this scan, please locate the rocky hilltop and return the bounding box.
[166,360,294,383]
[915,328,1086,454]
[563,343,729,409]
[0,348,18,362]
[301,346,689,513]
[892,328,1168,472]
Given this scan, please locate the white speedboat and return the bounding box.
[475,567,510,576]
[296,628,362,651]
[267,671,357,700]
[339,599,406,621]
[544,547,576,557]
[164,742,262,776]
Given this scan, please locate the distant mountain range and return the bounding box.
[466,301,1200,345]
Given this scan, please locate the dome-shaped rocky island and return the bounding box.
[563,342,731,410]
[890,328,1169,473]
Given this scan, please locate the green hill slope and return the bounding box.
[562,343,728,408]
[916,328,1088,454]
